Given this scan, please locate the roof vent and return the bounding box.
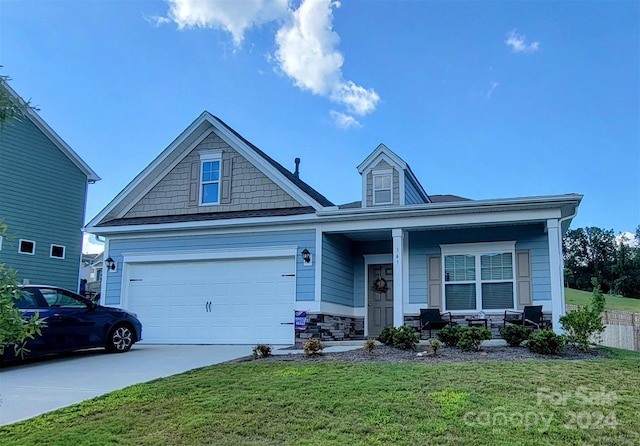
[293,157,300,179]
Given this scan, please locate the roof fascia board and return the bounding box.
[116,128,214,218]
[319,208,562,233]
[209,114,325,210]
[1,81,100,182]
[86,113,214,227]
[318,194,583,219]
[85,211,320,235]
[357,144,407,174]
[96,222,321,241]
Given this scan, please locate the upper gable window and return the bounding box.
[199,151,222,205]
[373,170,393,205]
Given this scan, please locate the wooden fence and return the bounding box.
[566,304,640,352]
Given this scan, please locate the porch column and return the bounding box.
[392,228,404,327]
[547,219,564,334]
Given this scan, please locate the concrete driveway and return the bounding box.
[0,344,253,426]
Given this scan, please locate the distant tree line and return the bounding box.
[563,226,640,299]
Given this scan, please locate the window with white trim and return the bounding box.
[0,235,3,251]
[372,170,393,205]
[19,239,36,255]
[50,244,65,259]
[441,242,516,311]
[199,151,222,205]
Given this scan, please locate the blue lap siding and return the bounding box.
[408,224,550,305]
[0,117,87,291]
[105,229,316,305]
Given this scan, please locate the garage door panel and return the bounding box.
[127,257,295,344]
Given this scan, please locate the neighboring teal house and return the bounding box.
[0,81,100,292]
[86,112,581,345]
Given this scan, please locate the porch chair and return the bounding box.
[503,305,545,330]
[419,308,456,338]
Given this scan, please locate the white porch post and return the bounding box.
[547,219,565,334]
[392,228,404,327]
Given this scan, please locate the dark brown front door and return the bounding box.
[368,264,393,337]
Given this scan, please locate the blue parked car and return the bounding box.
[4,285,143,361]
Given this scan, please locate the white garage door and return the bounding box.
[126,257,296,344]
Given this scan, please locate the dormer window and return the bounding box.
[199,150,222,205]
[373,170,393,205]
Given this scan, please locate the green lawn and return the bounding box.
[565,288,640,313]
[2,348,640,445]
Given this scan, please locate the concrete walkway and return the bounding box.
[0,345,254,426]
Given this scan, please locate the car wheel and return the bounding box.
[107,324,134,353]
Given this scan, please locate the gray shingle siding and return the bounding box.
[124,132,303,218]
[365,160,399,207]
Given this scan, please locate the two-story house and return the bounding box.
[86,112,581,345]
[0,81,100,292]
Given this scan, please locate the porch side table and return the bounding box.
[465,318,488,329]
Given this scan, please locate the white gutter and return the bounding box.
[319,194,583,217]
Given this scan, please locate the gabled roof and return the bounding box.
[213,116,333,207]
[86,112,332,229]
[357,143,407,173]
[357,143,430,204]
[0,80,100,182]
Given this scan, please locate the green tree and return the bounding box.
[0,223,46,359]
[563,227,617,293]
[0,69,38,123]
[560,278,606,352]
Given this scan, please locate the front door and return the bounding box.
[368,263,394,337]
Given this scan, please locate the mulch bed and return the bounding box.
[235,344,606,364]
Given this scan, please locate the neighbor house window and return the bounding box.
[372,170,393,205]
[441,242,516,311]
[18,239,35,255]
[50,244,65,259]
[0,235,3,251]
[199,151,222,205]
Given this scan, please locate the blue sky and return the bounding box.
[1,0,638,252]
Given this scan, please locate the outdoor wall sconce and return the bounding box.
[105,257,117,272]
[301,248,312,266]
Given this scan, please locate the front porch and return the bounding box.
[308,221,563,341]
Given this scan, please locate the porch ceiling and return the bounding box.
[338,230,392,241]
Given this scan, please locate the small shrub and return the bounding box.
[426,338,443,355]
[252,344,272,359]
[378,327,397,346]
[526,329,565,355]
[436,324,462,347]
[303,338,324,356]
[457,327,492,352]
[499,325,532,347]
[392,325,420,350]
[560,278,606,352]
[363,339,377,353]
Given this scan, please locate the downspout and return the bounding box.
[556,206,579,322]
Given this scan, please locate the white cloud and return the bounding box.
[275,0,379,116]
[505,30,540,54]
[158,0,379,125]
[166,0,289,45]
[617,231,638,247]
[275,0,343,95]
[83,233,104,255]
[331,81,380,116]
[330,110,361,129]
[486,81,499,98]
